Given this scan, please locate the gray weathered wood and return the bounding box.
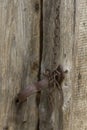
[0,0,40,130]
[0,0,87,130]
[60,0,87,130]
[39,0,87,130]
[60,0,75,130]
[71,0,87,130]
[39,0,63,130]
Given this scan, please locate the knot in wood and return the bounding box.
[45,65,65,90]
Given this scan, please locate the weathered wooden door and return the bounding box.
[0,0,87,130]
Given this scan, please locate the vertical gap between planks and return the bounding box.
[38,0,43,81]
[37,0,43,130]
[73,0,76,34]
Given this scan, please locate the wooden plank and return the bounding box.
[60,0,87,130]
[60,0,75,130]
[72,0,87,130]
[39,0,86,130]
[0,0,40,129]
[39,0,64,130]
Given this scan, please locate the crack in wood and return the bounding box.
[53,0,61,67]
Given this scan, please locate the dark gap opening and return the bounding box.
[73,0,76,34]
[37,0,43,130]
[15,98,20,104]
[38,0,43,81]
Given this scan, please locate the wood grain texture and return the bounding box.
[39,0,87,130]
[60,0,87,130]
[0,0,40,130]
[60,0,75,130]
[72,0,87,130]
[39,0,63,130]
[0,0,87,130]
